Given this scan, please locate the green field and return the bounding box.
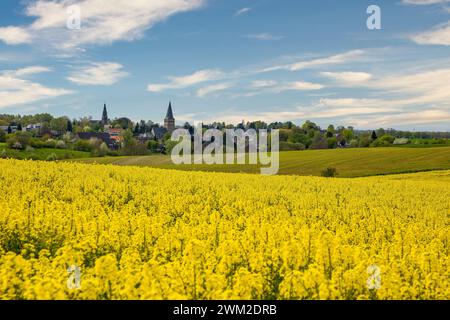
[0,143,91,161]
[70,147,450,178]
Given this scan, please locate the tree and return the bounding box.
[321,167,338,177]
[6,132,32,150]
[371,130,378,141]
[98,142,109,157]
[343,128,354,141]
[17,123,22,131]
[120,129,141,155]
[112,117,133,130]
[134,123,140,135]
[67,120,73,133]
[310,132,328,149]
[359,136,371,147]
[376,128,386,137]
[50,117,69,133]
[327,137,337,149]
[121,129,135,148]
[282,121,294,129]
[147,140,159,153]
[164,140,179,154]
[140,120,147,133]
[327,124,335,137]
[0,129,5,142]
[302,120,319,132]
[380,134,395,144]
[278,129,290,142]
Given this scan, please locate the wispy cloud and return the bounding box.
[148,69,224,92]
[411,21,450,45]
[0,26,32,45]
[197,83,234,97]
[0,67,72,109]
[406,0,450,45]
[147,50,368,97]
[245,33,285,41]
[234,7,252,17]
[259,50,366,72]
[9,66,52,77]
[67,62,128,86]
[0,0,205,51]
[274,81,324,92]
[250,80,278,88]
[234,80,324,98]
[185,64,450,128]
[320,71,373,84]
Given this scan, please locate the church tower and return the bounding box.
[101,103,109,125]
[164,102,175,132]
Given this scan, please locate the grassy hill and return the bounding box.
[70,146,450,178]
[0,143,91,161]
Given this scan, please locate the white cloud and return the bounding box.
[147,50,367,96]
[246,33,284,41]
[197,83,234,97]
[67,62,128,86]
[411,21,450,46]
[352,109,450,128]
[235,7,252,17]
[184,104,396,126]
[260,50,366,72]
[0,0,205,50]
[202,65,450,127]
[320,71,372,84]
[14,66,52,77]
[318,98,389,109]
[0,67,72,109]
[0,27,32,45]
[319,68,450,108]
[250,80,278,88]
[233,80,324,98]
[148,69,224,92]
[369,68,450,107]
[275,81,324,92]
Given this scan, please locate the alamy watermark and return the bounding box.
[65,4,379,31]
[67,265,81,290]
[367,5,381,30]
[67,5,81,30]
[366,264,381,290]
[170,126,280,175]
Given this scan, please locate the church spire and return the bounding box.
[101,103,108,125]
[164,102,175,132]
[165,102,174,120]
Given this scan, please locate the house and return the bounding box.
[137,132,152,143]
[107,128,123,144]
[151,127,168,140]
[25,124,42,132]
[76,132,118,150]
[0,126,18,133]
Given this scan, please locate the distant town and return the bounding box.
[1,102,449,160]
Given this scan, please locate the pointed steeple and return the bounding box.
[101,103,109,125]
[164,102,175,132]
[165,102,174,120]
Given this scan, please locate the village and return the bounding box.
[1,102,449,162]
[0,102,177,152]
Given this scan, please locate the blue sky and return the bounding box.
[0,0,450,130]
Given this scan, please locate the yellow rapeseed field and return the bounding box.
[0,159,448,300]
